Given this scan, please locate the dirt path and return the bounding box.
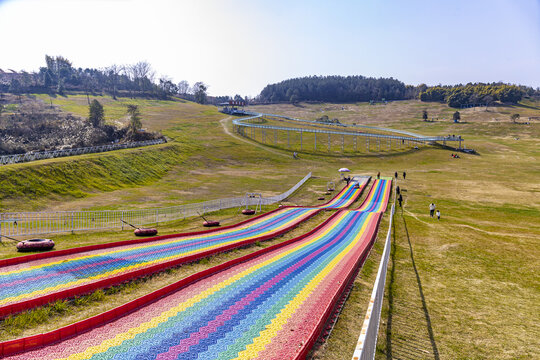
[219,117,290,158]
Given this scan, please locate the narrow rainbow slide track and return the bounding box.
[317,176,369,209]
[354,177,393,213]
[0,178,368,318]
[2,179,391,360]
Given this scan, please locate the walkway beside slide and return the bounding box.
[0,177,367,317]
[2,178,392,360]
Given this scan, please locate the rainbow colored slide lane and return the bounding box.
[1,179,391,360]
[318,176,369,209]
[354,177,392,213]
[0,178,368,318]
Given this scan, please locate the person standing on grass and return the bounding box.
[377,171,380,179]
[396,185,400,195]
[403,171,406,180]
[436,209,441,220]
[429,203,436,217]
[394,171,398,179]
[398,194,403,207]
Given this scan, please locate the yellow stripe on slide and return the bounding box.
[0,208,294,277]
[234,212,375,359]
[54,212,348,360]
[0,210,317,306]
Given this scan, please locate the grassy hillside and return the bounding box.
[0,96,538,359]
[0,143,189,211]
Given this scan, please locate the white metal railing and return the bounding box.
[0,172,311,239]
[351,190,396,360]
[0,139,167,166]
[236,112,462,143]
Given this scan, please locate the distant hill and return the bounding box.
[258,75,539,107]
[258,75,414,103]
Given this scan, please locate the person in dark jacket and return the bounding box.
[403,171,406,180]
[394,171,398,179]
[377,172,380,179]
[429,203,436,217]
[396,186,400,195]
[398,194,403,207]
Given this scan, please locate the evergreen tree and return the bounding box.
[193,82,207,104]
[422,110,428,121]
[453,111,461,122]
[88,99,104,127]
[127,104,142,132]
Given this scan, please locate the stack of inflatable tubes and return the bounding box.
[1,178,392,359]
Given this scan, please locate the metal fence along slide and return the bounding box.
[352,203,395,360]
[0,139,167,166]
[0,178,392,359]
[0,173,312,239]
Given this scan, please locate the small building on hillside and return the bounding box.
[218,100,246,115]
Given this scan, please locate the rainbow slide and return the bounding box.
[0,178,367,318]
[354,177,393,213]
[318,176,370,209]
[1,178,392,359]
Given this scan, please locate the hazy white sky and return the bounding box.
[0,0,539,96]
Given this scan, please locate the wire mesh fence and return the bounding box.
[0,139,167,166]
[0,172,311,239]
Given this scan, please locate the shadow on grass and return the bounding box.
[385,211,397,359]
[511,102,540,110]
[385,207,440,360]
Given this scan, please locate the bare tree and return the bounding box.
[105,64,122,100]
[130,61,155,94]
[177,80,190,95]
[483,95,494,111]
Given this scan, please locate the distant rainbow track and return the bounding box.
[1,178,392,360]
[318,176,369,209]
[0,178,368,318]
[354,177,392,213]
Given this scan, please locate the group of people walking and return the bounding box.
[374,170,442,220]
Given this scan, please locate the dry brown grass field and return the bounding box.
[0,96,538,359]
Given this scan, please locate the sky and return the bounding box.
[0,0,539,96]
